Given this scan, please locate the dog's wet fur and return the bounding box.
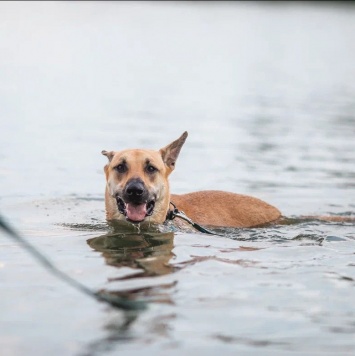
[102,131,283,228]
[102,131,354,229]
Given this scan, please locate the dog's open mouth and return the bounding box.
[116,197,155,223]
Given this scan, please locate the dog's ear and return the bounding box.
[159,131,188,170]
[101,150,114,162]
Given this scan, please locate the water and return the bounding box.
[1,2,355,355]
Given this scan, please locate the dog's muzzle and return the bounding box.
[115,179,155,223]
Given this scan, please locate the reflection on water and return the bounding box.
[82,230,177,355]
[87,229,176,310]
[80,312,139,356]
[88,231,175,276]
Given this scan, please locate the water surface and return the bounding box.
[1,2,355,355]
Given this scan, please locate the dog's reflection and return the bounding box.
[82,230,176,356]
[87,229,175,276]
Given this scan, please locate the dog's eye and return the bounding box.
[146,165,157,174]
[114,164,127,174]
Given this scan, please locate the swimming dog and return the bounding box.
[101,132,282,228]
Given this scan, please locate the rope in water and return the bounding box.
[0,215,145,311]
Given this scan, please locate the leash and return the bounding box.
[166,202,221,236]
[0,215,145,311]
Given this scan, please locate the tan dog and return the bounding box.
[102,132,281,228]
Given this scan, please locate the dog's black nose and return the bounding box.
[126,184,144,196]
[124,179,147,203]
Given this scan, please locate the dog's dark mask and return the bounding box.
[116,178,155,223]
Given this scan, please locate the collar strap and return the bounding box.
[166,202,179,221]
[166,202,220,236]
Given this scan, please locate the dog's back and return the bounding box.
[170,190,281,228]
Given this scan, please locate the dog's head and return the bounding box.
[102,131,188,224]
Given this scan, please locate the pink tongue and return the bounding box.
[126,203,147,222]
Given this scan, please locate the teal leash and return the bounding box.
[0,203,220,309]
[166,202,221,236]
[0,215,145,310]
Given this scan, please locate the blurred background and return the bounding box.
[1,1,355,218]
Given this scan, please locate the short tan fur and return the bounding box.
[102,131,281,228]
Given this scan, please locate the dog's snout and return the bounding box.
[126,184,144,196]
[124,179,148,203]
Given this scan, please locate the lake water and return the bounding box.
[0,2,355,355]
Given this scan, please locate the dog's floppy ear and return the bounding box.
[159,131,188,170]
[101,150,114,162]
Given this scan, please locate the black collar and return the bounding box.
[165,202,220,236]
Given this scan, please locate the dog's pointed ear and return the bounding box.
[159,131,188,170]
[101,150,114,162]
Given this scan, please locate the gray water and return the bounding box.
[1,2,355,355]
